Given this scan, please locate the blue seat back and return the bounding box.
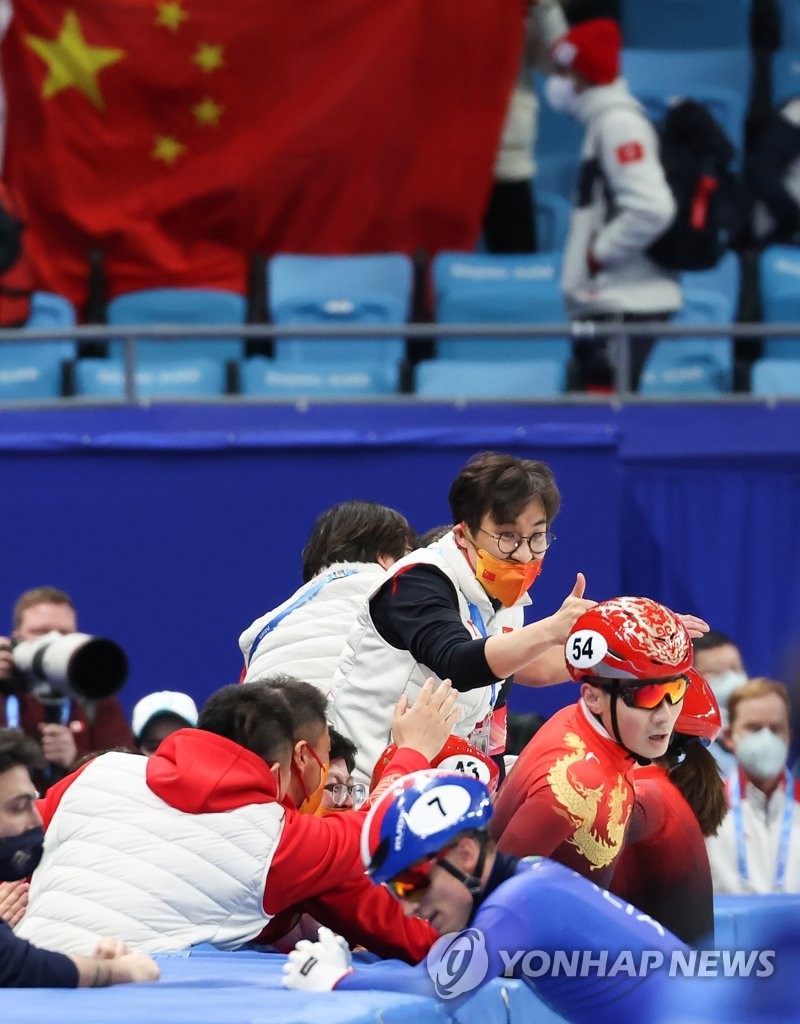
[0,360,63,400]
[760,246,800,357]
[623,49,752,105]
[431,252,570,362]
[535,190,571,253]
[73,357,228,398]
[268,253,412,364]
[240,357,399,397]
[107,288,245,363]
[751,358,800,396]
[415,358,567,398]
[0,291,77,400]
[640,289,735,395]
[778,0,800,48]
[771,50,800,106]
[621,0,751,49]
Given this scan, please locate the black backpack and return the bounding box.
[647,99,743,271]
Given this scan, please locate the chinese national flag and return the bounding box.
[1,1,525,312]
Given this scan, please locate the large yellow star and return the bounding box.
[25,10,124,110]
[192,97,224,127]
[152,135,185,165]
[193,43,224,73]
[155,1,188,32]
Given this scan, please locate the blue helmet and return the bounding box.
[361,769,494,883]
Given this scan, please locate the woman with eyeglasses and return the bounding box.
[490,596,699,888]
[329,450,599,787]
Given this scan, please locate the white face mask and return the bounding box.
[544,74,578,116]
[707,669,748,728]
[735,728,788,781]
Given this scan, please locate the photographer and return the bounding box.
[0,587,133,790]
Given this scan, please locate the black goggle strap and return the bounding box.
[607,680,651,767]
[436,831,490,918]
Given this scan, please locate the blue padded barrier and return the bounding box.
[107,288,246,364]
[268,253,412,364]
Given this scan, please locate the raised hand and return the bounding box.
[391,677,460,762]
[547,573,596,643]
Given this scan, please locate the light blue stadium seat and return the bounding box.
[640,289,735,395]
[771,49,800,106]
[682,250,741,303]
[777,0,800,48]
[0,291,77,401]
[535,190,571,253]
[107,288,246,364]
[73,357,228,398]
[415,358,567,398]
[759,246,800,357]
[751,358,800,396]
[431,252,571,364]
[623,51,751,162]
[239,357,399,397]
[267,253,412,365]
[621,0,751,49]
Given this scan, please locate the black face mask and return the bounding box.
[0,825,45,880]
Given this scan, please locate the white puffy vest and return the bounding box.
[17,752,285,955]
[240,562,386,692]
[329,532,526,783]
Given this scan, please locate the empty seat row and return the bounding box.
[4,246,800,401]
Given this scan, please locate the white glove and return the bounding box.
[282,926,354,992]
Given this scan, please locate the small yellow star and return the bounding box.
[25,10,125,110]
[155,1,189,32]
[193,43,224,74]
[192,97,224,126]
[152,134,185,165]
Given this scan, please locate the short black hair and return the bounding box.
[418,524,451,547]
[301,500,417,582]
[257,674,329,744]
[329,727,357,774]
[198,684,294,765]
[0,729,44,776]
[692,629,737,654]
[448,451,560,534]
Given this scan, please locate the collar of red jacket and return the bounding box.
[146,728,280,814]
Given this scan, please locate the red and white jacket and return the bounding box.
[17,729,436,958]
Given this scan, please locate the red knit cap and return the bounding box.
[551,18,622,86]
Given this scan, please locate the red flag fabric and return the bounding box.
[1,1,525,313]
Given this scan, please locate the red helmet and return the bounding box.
[566,596,692,682]
[675,668,721,745]
[370,736,500,794]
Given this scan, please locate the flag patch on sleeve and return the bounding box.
[616,141,644,164]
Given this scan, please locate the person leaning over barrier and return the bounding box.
[282,768,689,1024]
[0,728,158,988]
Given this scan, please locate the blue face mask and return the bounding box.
[736,728,788,782]
[0,825,44,881]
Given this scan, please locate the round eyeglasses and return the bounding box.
[324,781,368,809]
[478,527,556,557]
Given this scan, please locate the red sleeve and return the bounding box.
[298,873,438,964]
[36,759,95,829]
[490,784,574,858]
[264,745,432,916]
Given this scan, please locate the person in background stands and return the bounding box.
[706,677,800,894]
[131,690,199,757]
[0,587,134,791]
[692,628,748,777]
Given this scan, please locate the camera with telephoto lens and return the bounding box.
[12,632,128,714]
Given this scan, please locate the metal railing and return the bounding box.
[1,320,799,405]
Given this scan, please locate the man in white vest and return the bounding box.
[18,677,455,958]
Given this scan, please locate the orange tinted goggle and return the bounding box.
[617,676,689,710]
[387,857,437,901]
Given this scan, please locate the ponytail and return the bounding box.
[668,742,728,837]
